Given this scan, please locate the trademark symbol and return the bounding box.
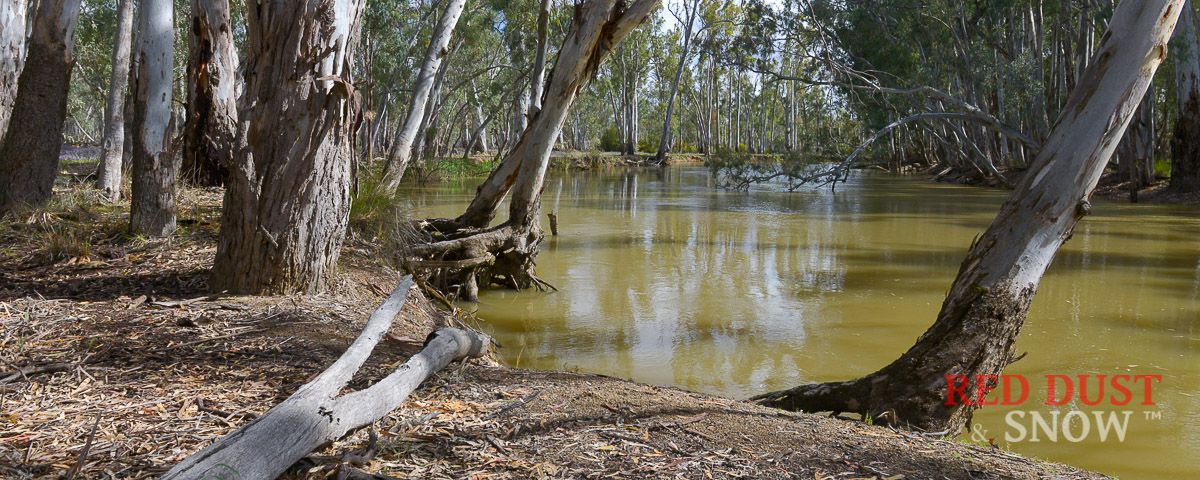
[1143,411,1162,420]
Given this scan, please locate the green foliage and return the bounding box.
[349,177,398,239]
[1155,157,1172,179]
[599,128,622,152]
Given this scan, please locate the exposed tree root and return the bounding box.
[403,217,556,301]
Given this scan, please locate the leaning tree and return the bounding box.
[754,0,1186,433]
[209,0,366,294]
[0,0,81,214]
[379,0,467,191]
[407,0,661,301]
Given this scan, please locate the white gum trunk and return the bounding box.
[129,0,177,237]
[95,0,134,201]
[380,0,466,190]
[455,0,661,229]
[0,0,29,139]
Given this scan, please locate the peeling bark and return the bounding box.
[209,0,366,294]
[129,0,177,237]
[754,0,1185,433]
[180,0,238,187]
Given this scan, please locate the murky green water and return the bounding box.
[405,167,1200,479]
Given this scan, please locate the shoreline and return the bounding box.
[0,173,1108,479]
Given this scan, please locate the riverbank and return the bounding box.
[1,178,1107,479]
[927,161,1200,205]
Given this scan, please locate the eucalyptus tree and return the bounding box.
[128,0,176,236]
[380,0,467,191]
[1173,0,1200,191]
[755,0,1185,432]
[409,0,661,300]
[210,0,367,295]
[0,0,28,141]
[95,0,134,201]
[653,0,701,163]
[0,0,82,214]
[180,0,239,187]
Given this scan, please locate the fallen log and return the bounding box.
[161,276,491,480]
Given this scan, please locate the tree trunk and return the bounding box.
[0,0,81,214]
[754,0,1184,433]
[1118,89,1156,201]
[379,0,465,191]
[163,278,492,480]
[413,0,661,299]
[469,80,490,152]
[209,0,366,295]
[95,0,134,201]
[653,0,697,164]
[1172,0,1200,191]
[180,0,238,187]
[0,0,28,141]
[129,0,177,237]
[529,0,551,116]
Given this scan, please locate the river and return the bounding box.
[404,166,1200,479]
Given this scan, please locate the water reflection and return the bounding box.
[405,167,1200,478]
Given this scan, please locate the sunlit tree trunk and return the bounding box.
[1172,0,1200,191]
[95,0,134,201]
[0,0,81,214]
[129,0,176,236]
[210,0,365,295]
[0,0,29,141]
[755,0,1184,433]
[180,0,238,187]
[380,0,465,191]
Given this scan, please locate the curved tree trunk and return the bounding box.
[0,0,29,141]
[180,0,238,187]
[754,0,1184,433]
[1172,0,1200,191]
[0,0,81,214]
[379,0,466,191]
[163,278,492,480]
[209,0,366,295]
[129,0,177,237]
[95,0,134,201]
[412,0,661,300]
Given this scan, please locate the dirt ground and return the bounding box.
[0,181,1109,479]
